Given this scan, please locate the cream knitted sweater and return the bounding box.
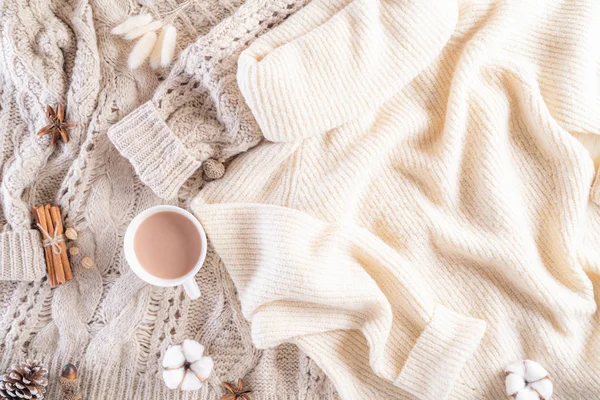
[0,0,339,399]
[193,0,600,398]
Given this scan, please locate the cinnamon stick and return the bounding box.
[50,206,72,281]
[33,206,56,287]
[45,205,66,284]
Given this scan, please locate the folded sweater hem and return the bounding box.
[0,229,46,281]
[395,305,486,399]
[191,201,486,400]
[107,101,202,200]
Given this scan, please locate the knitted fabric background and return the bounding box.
[0,0,338,398]
[192,0,600,398]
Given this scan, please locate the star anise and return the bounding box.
[37,104,76,146]
[222,379,251,400]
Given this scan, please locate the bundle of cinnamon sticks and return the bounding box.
[33,205,72,287]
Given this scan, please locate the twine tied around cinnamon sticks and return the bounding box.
[33,205,72,287]
[36,221,64,255]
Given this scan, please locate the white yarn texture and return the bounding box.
[0,0,338,399]
[192,0,600,399]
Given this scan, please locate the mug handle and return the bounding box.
[183,278,201,300]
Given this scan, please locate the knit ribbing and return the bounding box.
[395,306,486,400]
[191,201,486,400]
[193,0,600,399]
[0,230,46,281]
[192,200,489,398]
[238,0,457,142]
[591,167,600,205]
[108,101,202,199]
[108,0,311,200]
[0,0,340,399]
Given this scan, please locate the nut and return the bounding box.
[203,159,225,180]
[81,256,95,269]
[65,227,78,241]
[61,363,78,380]
[69,246,80,256]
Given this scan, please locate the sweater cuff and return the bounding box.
[108,101,202,199]
[0,230,46,281]
[192,201,485,398]
[396,305,486,400]
[237,0,457,142]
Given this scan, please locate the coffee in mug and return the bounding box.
[124,205,207,299]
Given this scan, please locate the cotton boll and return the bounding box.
[523,360,549,382]
[190,356,214,380]
[505,361,526,376]
[128,32,157,69]
[180,371,203,391]
[505,373,525,396]
[504,360,552,400]
[111,14,153,35]
[162,345,185,368]
[149,28,165,70]
[515,387,540,400]
[162,368,185,389]
[182,339,205,363]
[162,340,211,392]
[530,379,553,400]
[124,20,163,40]
[160,24,177,67]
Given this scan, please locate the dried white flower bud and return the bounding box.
[124,20,162,41]
[149,28,165,70]
[160,24,177,67]
[128,32,158,70]
[111,14,153,36]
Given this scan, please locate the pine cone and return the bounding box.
[0,360,48,400]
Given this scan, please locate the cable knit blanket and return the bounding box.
[0,0,338,398]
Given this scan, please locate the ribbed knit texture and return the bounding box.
[108,102,202,199]
[0,0,340,399]
[192,0,600,398]
[107,0,282,199]
[0,231,46,281]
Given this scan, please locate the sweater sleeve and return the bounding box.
[107,0,307,200]
[191,200,486,400]
[190,140,485,399]
[191,1,486,398]
[237,0,458,141]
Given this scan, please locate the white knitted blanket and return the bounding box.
[0,0,338,398]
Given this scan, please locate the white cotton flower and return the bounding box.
[162,345,185,368]
[111,14,153,35]
[505,360,553,400]
[162,339,214,391]
[128,32,157,70]
[505,372,526,394]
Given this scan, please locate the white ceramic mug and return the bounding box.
[124,205,207,300]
